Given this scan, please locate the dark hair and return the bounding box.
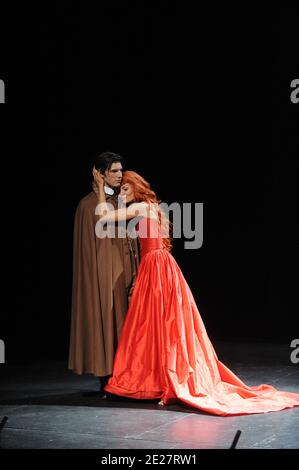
[94,151,125,173]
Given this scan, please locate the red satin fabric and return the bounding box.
[105,218,299,416]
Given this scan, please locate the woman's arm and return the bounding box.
[99,202,150,223]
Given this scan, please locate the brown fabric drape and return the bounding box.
[68,191,139,376]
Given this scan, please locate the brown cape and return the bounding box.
[68,190,139,376]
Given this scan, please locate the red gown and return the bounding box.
[105,218,299,416]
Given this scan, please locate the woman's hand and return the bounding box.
[92,166,105,188]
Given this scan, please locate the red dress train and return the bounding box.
[105,218,299,416]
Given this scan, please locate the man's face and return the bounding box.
[104,162,123,188]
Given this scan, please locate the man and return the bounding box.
[68,152,139,393]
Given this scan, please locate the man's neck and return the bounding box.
[92,182,115,196]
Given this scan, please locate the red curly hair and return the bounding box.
[122,171,172,252]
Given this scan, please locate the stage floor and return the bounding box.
[0,342,298,449]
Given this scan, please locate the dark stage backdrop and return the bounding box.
[1,6,298,362]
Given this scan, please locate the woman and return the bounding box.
[93,168,299,416]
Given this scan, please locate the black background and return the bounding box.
[0,5,298,363]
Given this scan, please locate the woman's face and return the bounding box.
[120,182,135,204]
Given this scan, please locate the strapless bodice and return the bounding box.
[137,217,164,257]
